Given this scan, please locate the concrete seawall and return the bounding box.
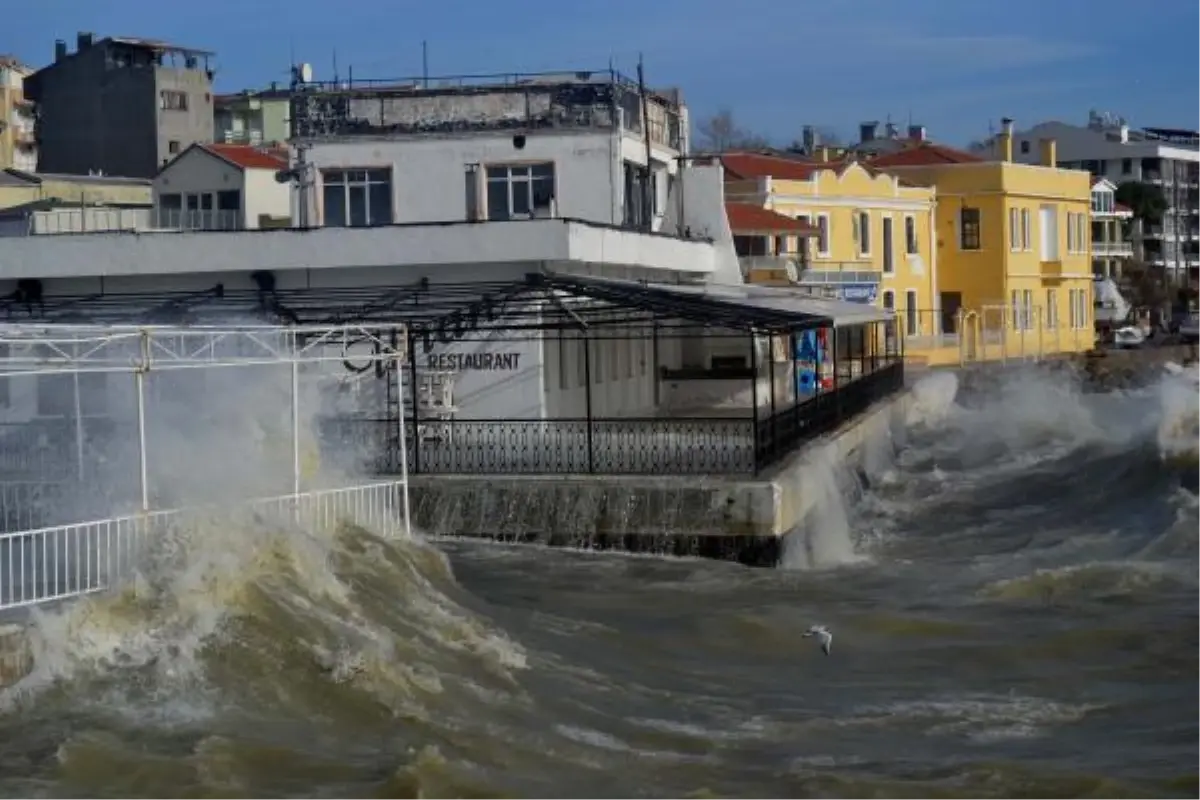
[0,623,33,689]
[408,389,914,565]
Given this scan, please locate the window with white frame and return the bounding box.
[1009,208,1020,251]
[1046,289,1058,329]
[1076,287,1089,328]
[1020,208,1031,250]
[1077,213,1088,254]
[905,289,918,335]
[1067,213,1076,254]
[856,211,871,256]
[486,162,555,220]
[1023,289,1033,330]
[904,214,918,255]
[816,214,830,256]
[882,289,894,310]
[322,168,393,227]
[1011,290,1021,330]
[959,207,981,250]
[1068,289,1078,329]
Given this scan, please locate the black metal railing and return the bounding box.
[753,361,904,471]
[326,359,905,478]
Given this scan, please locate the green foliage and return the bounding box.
[1114,181,1168,224]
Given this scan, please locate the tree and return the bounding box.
[1120,259,1172,309]
[695,110,771,153]
[1114,181,1168,225]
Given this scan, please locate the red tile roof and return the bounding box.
[720,152,844,181]
[726,202,819,235]
[866,143,984,168]
[201,143,289,170]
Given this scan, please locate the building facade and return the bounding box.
[869,126,1095,358]
[1090,178,1134,280]
[0,57,37,172]
[214,87,290,146]
[153,143,291,230]
[1009,113,1199,284]
[718,152,941,358]
[24,33,216,178]
[288,71,690,238]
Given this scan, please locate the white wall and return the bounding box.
[0,221,717,282]
[242,168,292,226]
[416,318,545,420]
[664,163,745,284]
[302,132,619,226]
[155,149,243,203]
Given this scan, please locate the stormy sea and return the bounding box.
[0,362,1195,798]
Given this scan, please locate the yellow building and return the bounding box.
[720,151,939,361]
[868,127,1095,363]
[0,56,37,172]
[0,169,152,210]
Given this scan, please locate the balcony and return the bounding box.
[1040,259,1063,278]
[1091,241,1134,258]
[798,261,883,285]
[153,209,243,231]
[220,129,266,146]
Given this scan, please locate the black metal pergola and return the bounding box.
[3,270,903,477]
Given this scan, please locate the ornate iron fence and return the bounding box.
[334,359,905,477]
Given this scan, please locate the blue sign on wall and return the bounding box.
[839,283,878,304]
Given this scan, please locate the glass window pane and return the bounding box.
[487,179,509,220]
[323,184,346,227]
[367,182,392,225]
[532,176,554,210]
[511,179,530,215]
[486,166,507,181]
[348,185,368,227]
[323,170,345,185]
[531,163,554,180]
[367,169,390,183]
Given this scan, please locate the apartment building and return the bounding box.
[24,32,216,178]
[0,56,37,172]
[1011,112,1199,283]
[1089,178,1134,280]
[214,86,290,146]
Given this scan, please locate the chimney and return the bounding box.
[77,32,94,51]
[1118,123,1129,144]
[815,145,831,163]
[858,121,879,144]
[907,124,926,142]
[997,117,1014,162]
[54,39,68,61]
[1038,138,1057,167]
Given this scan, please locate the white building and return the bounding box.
[153,142,292,230]
[1090,178,1134,279]
[0,69,895,476]
[1011,113,1199,283]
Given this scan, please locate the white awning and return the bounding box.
[573,276,894,328]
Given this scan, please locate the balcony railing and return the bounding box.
[799,261,883,284]
[153,209,243,231]
[1092,241,1134,257]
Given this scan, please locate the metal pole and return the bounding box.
[636,55,654,232]
[72,342,84,482]
[749,331,760,471]
[395,349,412,536]
[291,357,301,496]
[767,334,777,457]
[407,330,420,475]
[135,369,149,512]
[583,331,595,473]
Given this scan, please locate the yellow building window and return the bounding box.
[959,207,981,250]
[1047,289,1058,329]
[855,211,871,256]
[904,215,918,255]
[1021,208,1032,251]
[1009,208,1020,251]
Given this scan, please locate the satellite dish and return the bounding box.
[784,259,800,283]
[299,63,313,83]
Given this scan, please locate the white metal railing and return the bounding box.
[1092,241,1134,257]
[0,480,407,611]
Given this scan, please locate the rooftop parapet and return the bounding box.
[288,68,683,150]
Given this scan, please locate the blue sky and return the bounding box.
[8,0,1198,146]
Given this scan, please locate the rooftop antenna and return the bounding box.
[332,48,338,84]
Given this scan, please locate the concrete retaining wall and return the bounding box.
[0,623,33,688]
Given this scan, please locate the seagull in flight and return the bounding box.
[803,624,833,656]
